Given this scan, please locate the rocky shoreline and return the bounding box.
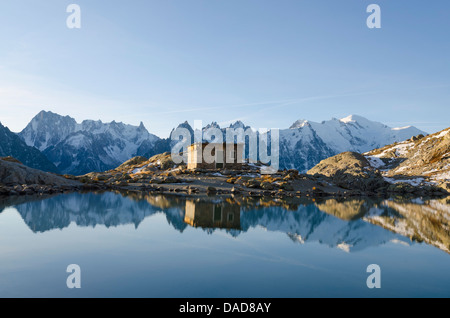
[76,170,449,199]
[2,167,447,200]
[60,150,448,199]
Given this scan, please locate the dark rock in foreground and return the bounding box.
[0,157,81,196]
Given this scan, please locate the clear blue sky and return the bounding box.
[0,0,449,137]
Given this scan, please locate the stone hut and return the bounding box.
[187,143,244,170]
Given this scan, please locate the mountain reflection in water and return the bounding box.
[1,191,449,254]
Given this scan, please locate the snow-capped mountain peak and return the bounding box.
[229,121,249,130]
[290,119,310,129]
[21,110,78,152]
[203,122,221,130]
[340,114,369,124]
[19,111,161,175]
[278,114,426,172]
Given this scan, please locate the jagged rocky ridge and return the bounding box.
[19,111,160,175]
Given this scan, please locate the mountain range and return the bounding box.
[277,115,425,172]
[0,110,427,175]
[19,111,160,175]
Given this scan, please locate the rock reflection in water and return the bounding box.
[316,197,450,253]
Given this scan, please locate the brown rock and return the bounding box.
[0,159,80,188]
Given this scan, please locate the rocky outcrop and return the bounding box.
[364,127,450,193]
[308,152,388,192]
[0,159,75,186]
[0,158,81,195]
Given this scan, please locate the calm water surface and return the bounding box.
[0,191,449,298]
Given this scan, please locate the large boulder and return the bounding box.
[0,158,80,186]
[308,152,388,192]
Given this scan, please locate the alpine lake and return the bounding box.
[0,191,449,298]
